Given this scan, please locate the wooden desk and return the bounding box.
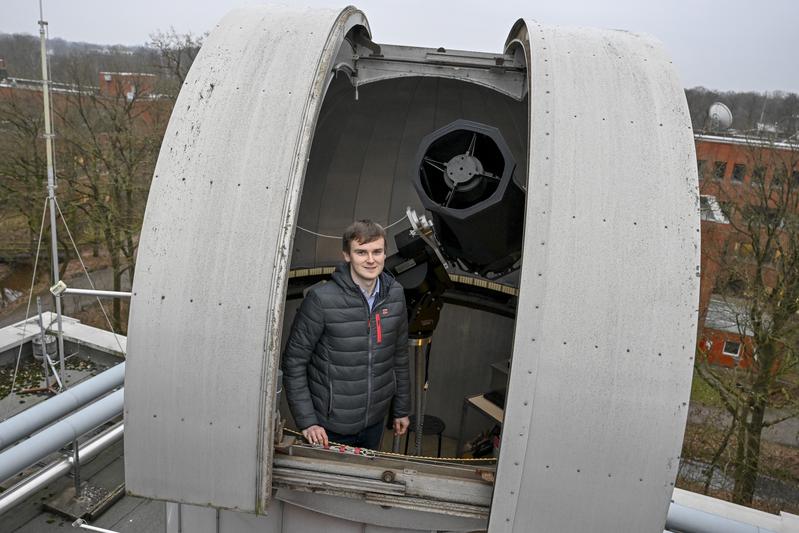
[456,393,505,456]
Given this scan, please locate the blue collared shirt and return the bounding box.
[359,277,380,311]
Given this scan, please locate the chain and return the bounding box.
[283,428,497,463]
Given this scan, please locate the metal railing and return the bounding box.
[0,389,123,483]
[0,422,123,515]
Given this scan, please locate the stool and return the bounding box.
[404,414,446,457]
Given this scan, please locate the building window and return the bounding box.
[724,278,746,296]
[723,340,741,357]
[751,165,766,186]
[713,161,727,180]
[773,164,787,189]
[732,164,746,183]
[697,159,707,180]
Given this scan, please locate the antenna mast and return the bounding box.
[38,0,66,386]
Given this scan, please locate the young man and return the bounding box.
[282,220,411,449]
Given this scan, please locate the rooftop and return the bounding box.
[0,314,153,533]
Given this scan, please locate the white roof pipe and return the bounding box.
[666,501,778,533]
[0,363,125,451]
[0,422,123,516]
[0,389,123,483]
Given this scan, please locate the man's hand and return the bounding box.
[302,425,328,446]
[393,416,410,436]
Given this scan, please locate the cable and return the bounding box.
[296,215,409,240]
[294,226,340,239]
[384,217,408,230]
[54,199,126,356]
[10,198,49,394]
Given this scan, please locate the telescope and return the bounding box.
[123,6,700,532]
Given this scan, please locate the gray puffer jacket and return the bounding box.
[282,263,411,435]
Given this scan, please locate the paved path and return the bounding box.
[0,268,131,329]
[689,404,799,448]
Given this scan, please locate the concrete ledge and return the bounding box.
[672,487,784,531]
[0,312,126,359]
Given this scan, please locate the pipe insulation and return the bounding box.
[665,502,777,533]
[0,363,124,451]
[0,423,124,516]
[0,389,123,483]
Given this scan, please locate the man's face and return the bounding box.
[343,238,386,284]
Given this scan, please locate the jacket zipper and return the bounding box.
[328,381,333,416]
[375,313,382,344]
[365,313,372,429]
[361,283,389,430]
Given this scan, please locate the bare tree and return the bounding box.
[686,88,799,136]
[56,61,170,331]
[696,138,799,505]
[0,84,78,280]
[0,87,46,257]
[0,34,42,79]
[148,28,204,95]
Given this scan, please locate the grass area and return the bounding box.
[689,369,726,409]
[0,210,26,231]
[0,248,118,325]
[680,420,799,513]
[0,211,31,252]
[683,421,799,482]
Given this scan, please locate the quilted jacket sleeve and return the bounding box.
[391,295,411,419]
[282,290,325,430]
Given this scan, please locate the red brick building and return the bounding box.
[0,64,166,123]
[98,71,157,99]
[696,133,799,367]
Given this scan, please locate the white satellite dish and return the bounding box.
[708,101,733,130]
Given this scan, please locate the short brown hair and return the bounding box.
[342,220,386,252]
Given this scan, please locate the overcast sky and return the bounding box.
[3,0,797,93]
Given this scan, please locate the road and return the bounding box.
[0,267,131,329]
[689,403,799,448]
